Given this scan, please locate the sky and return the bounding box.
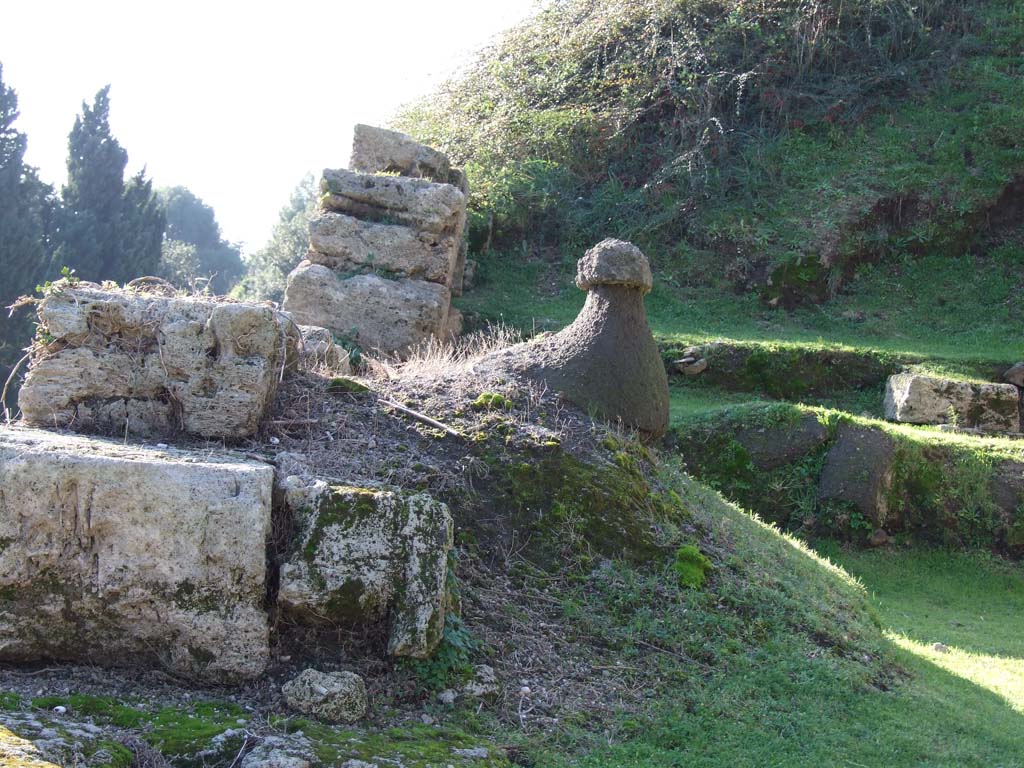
[0,0,535,254]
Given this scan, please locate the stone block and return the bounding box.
[282,262,451,354]
[349,124,450,181]
[308,211,458,286]
[817,423,896,527]
[0,427,273,681]
[320,168,465,234]
[884,373,1020,433]
[734,413,830,470]
[277,478,453,658]
[19,284,297,439]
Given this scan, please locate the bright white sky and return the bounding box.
[0,0,535,253]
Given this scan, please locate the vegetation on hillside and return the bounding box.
[398,0,1023,328]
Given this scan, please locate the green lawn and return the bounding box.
[821,544,1024,711]
[530,540,1024,767]
[458,248,1024,366]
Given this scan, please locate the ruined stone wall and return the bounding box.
[283,125,469,355]
[19,283,298,440]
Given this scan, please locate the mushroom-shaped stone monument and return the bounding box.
[493,239,669,438]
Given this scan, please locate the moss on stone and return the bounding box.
[301,486,383,565]
[322,578,369,623]
[86,740,133,768]
[171,580,222,613]
[477,438,682,566]
[24,694,247,766]
[276,717,510,767]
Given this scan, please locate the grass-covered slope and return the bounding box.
[669,400,1024,550]
[400,0,1023,355]
[516,470,1024,767]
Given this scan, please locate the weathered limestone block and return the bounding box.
[0,427,272,681]
[283,262,451,354]
[320,168,466,235]
[884,373,1020,433]
[350,124,451,181]
[492,239,669,438]
[817,424,897,527]
[0,724,61,768]
[19,284,297,439]
[308,211,458,286]
[297,325,351,373]
[277,478,453,658]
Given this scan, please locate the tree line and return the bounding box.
[0,64,314,385]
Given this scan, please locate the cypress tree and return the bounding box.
[55,86,164,283]
[0,64,54,372]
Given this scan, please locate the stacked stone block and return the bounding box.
[283,125,469,355]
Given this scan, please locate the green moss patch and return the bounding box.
[672,545,712,588]
[471,392,513,411]
[472,435,683,567]
[25,694,247,765]
[274,718,510,767]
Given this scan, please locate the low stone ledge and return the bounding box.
[884,373,1020,433]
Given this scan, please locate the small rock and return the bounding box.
[282,669,367,723]
[52,706,66,715]
[420,714,435,725]
[841,310,867,322]
[675,358,708,376]
[932,642,950,654]
[1004,362,1024,388]
[868,529,890,548]
[437,689,457,706]
[462,664,498,699]
[242,743,312,768]
[452,746,489,759]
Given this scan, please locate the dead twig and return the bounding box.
[1,350,31,422]
[377,397,463,438]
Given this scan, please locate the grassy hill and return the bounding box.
[2,2,1023,767]
[385,0,1024,764]
[397,0,1023,359]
